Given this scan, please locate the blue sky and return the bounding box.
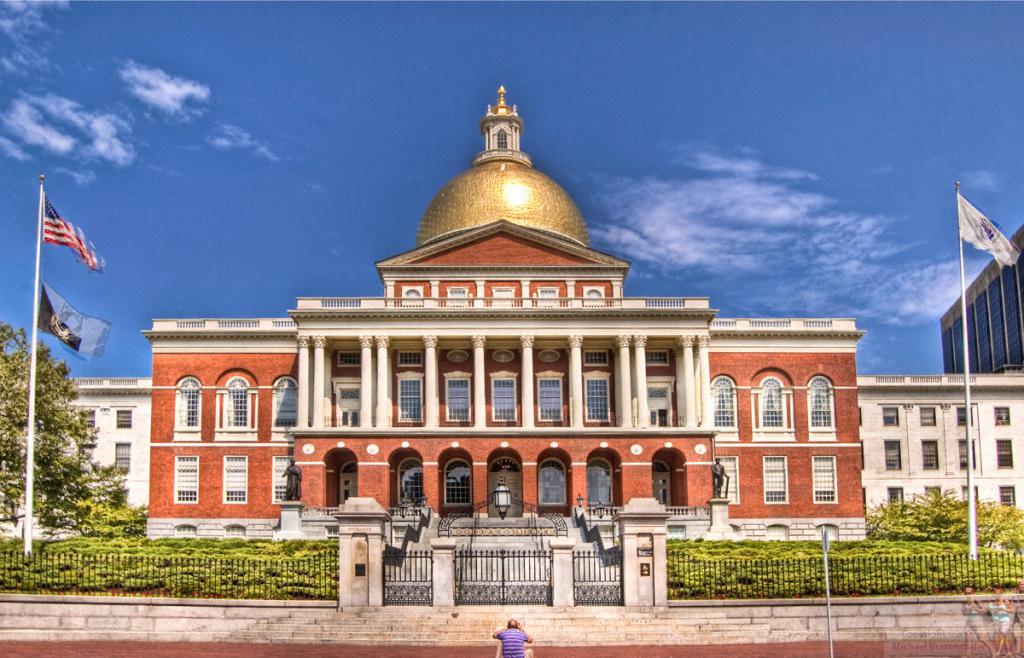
[2,2,1023,377]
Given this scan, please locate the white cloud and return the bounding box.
[592,150,958,325]
[961,169,999,193]
[1,94,135,166]
[55,167,96,186]
[0,134,28,160]
[206,123,278,161]
[0,1,67,75]
[119,61,210,119]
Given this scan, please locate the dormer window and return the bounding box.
[497,129,508,149]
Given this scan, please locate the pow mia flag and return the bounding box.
[38,283,110,357]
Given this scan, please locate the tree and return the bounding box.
[0,322,127,534]
[867,489,1024,550]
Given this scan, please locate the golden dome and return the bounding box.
[417,160,589,247]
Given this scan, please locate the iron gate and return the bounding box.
[383,548,433,606]
[573,548,623,605]
[455,549,552,605]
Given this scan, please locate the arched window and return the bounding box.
[712,377,736,427]
[760,377,783,428]
[496,129,508,149]
[403,288,422,298]
[538,460,566,505]
[586,459,613,506]
[398,458,424,505]
[176,377,201,428]
[765,524,789,541]
[652,461,671,505]
[273,377,298,428]
[808,376,833,428]
[224,525,246,538]
[226,377,250,428]
[174,524,197,538]
[818,524,839,542]
[444,460,471,505]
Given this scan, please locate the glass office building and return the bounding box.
[942,227,1024,373]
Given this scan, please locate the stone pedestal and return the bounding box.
[274,501,305,540]
[430,537,457,607]
[548,536,577,607]
[333,497,391,609]
[702,497,741,541]
[617,498,670,608]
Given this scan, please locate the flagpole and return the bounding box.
[23,175,44,556]
[955,180,979,560]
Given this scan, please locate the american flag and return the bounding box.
[43,197,104,272]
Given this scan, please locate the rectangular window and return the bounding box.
[718,456,739,503]
[174,456,199,503]
[957,406,976,426]
[446,379,470,422]
[924,486,941,497]
[997,440,1014,468]
[884,440,902,470]
[585,378,609,421]
[492,378,516,421]
[398,351,423,366]
[919,407,936,427]
[763,456,788,504]
[272,456,290,503]
[1000,486,1017,507]
[645,350,669,365]
[995,407,1011,426]
[537,287,559,307]
[85,409,96,428]
[114,443,131,470]
[223,456,248,503]
[887,487,904,504]
[583,350,608,366]
[116,409,132,429]
[959,440,977,469]
[882,407,900,427]
[337,352,360,366]
[538,378,562,421]
[446,287,469,307]
[399,379,423,422]
[812,456,837,503]
[921,440,939,470]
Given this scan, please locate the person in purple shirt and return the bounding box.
[493,619,533,658]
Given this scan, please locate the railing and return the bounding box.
[863,375,982,386]
[455,549,552,606]
[711,318,857,332]
[296,296,709,311]
[74,378,149,388]
[153,318,297,332]
[573,549,623,605]
[666,506,710,519]
[666,552,1024,600]
[0,551,337,600]
[382,548,433,606]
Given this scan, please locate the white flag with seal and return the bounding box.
[958,192,1020,267]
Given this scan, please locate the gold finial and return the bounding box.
[493,85,510,115]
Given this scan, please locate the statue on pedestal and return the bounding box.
[284,458,302,502]
[711,458,727,499]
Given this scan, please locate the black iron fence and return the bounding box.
[0,551,337,600]
[668,552,1024,600]
[573,548,623,605]
[382,548,433,606]
[455,548,552,605]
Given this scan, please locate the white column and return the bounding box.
[359,336,373,428]
[472,335,487,428]
[312,336,326,428]
[681,336,697,428]
[569,335,584,428]
[424,335,439,429]
[634,335,649,429]
[698,335,713,428]
[521,335,535,429]
[375,336,390,428]
[616,335,633,428]
[297,336,310,428]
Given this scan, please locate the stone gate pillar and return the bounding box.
[549,536,577,607]
[616,498,670,608]
[334,497,391,609]
[430,537,457,607]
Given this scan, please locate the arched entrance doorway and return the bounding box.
[651,448,687,507]
[389,448,425,507]
[487,453,523,518]
[324,448,357,508]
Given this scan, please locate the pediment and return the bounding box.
[377,221,628,269]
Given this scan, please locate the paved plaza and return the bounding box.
[1,641,916,658]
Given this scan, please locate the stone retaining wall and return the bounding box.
[0,593,984,646]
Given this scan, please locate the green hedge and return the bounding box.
[667,549,1024,599]
[0,549,337,600]
[0,537,335,558]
